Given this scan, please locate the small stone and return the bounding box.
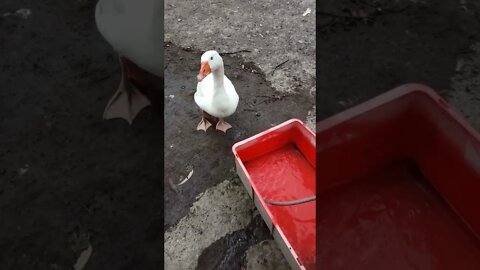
[18,164,30,176]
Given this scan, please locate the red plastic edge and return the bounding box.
[316,83,480,144]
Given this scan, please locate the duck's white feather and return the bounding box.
[95,0,163,77]
[195,74,239,118]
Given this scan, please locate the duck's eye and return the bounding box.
[210,56,213,60]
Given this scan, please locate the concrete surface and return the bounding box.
[245,240,291,270]
[164,179,254,270]
[448,42,480,131]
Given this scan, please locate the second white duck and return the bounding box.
[194,50,239,133]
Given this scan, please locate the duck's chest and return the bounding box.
[208,95,236,116]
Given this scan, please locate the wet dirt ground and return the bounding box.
[318,0,480,126]
[0,0,162,269]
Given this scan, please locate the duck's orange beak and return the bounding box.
[197,61,211,81]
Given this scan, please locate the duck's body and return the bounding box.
[195,74,238,119]
[194,51,239,132]
[95,0,163,124]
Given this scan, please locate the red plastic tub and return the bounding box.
[233,119,316,270]
[317,84,480,270]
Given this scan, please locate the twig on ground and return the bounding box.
[271,59,289,75]
[220,49,252,56]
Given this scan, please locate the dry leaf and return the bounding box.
[73,244,92,270]
[14,8,31,19]
[302,8,311,16]
[178,169,194,186]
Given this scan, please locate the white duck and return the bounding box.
[95,0,163,124]
[195,51,239,133]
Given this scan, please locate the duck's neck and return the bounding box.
[212,66,225,94]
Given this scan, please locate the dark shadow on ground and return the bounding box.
[196,212,271,270]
